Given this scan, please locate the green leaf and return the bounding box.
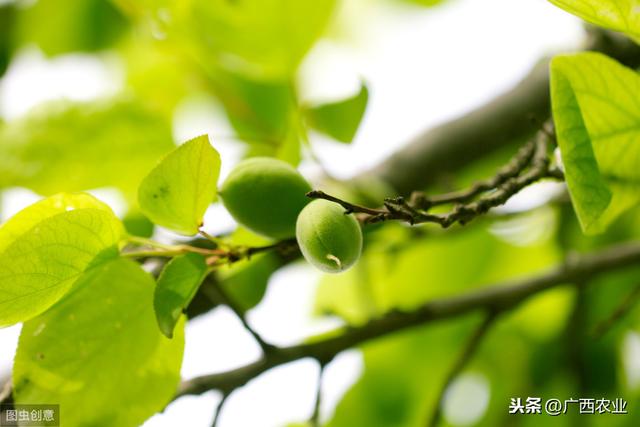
[0,192,113,253]
[13,258,185,427]
[219,72,295,137]
[0,99,175,200]
[154,253,208,338]
[133,0,338,79]
[122,210,155,238]
[550,52,640,234]
[213,71,304,164]
[0,193,124,327]
[548,0,640,42]
[305,83,369,143]
[13,0,127,56]
[138,135,221,235]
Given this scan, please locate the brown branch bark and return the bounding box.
[309,124,559,227]
[176,241,640,399]
[350,28,640,196]
[591,283,640,338]
[428,311,498,427]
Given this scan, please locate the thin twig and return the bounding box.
[592,283,640,339]
[309,126,560,228]
[418,137,537,208]
[310,362,326,427]
[211,393,229,427]
[123,237,297,271]
[175,241,640,399]
[546,166,565,180]
[306,190,385,217]
[202,280,275,355]
[566,285,588,394]
[245,239,298,259]
[199,230,230,249]
[428,311,498,427]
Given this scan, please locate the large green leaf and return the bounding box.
[549,0,640,42]
[550,52,640,234]
[138,135,221,235]
[304,83,369,144]
[0,99,175,199]
[13,258,185,427]
[154,253,208,338]
[0,193,124,327]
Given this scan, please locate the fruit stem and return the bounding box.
[123,236,222,258]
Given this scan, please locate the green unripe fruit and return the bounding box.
[296,199,363,273]
[220,157,312,239]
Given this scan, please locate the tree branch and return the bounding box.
[201,278,275,354]
[350,28,640,196]
[310,362,326,427]
[176,241,640,399]
[591,283,640,339]
[184,238,300,320]
[419,134,538,207]
[565,284,588,395]
[428,311,498,427]
[211,393,229,427]
[123,237,298,268]
[309,123,560,227]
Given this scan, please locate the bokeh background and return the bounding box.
[4,0,637,426]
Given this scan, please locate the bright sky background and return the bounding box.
[0,0,585,426]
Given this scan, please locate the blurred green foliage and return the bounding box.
[14,0,128,55]
[1,1,640,426]
[0,99,174,200]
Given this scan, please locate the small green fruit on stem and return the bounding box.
[219,157,312,239]
[296,199,363,273]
